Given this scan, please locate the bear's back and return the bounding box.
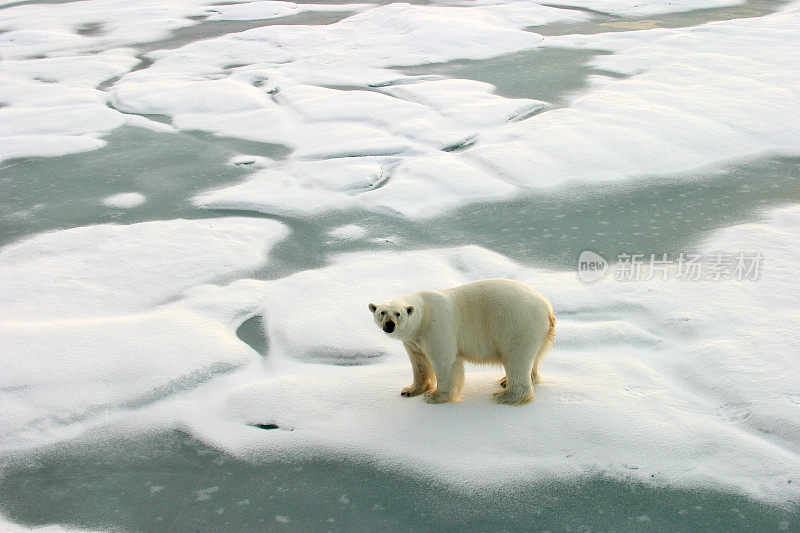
[441,278,552,357]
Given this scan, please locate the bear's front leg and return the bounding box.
[401,382,432,397]
[401,342,435,397]
[424,357,464,404]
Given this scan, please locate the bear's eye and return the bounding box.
[395,312,400,317]
[380,311,386,316]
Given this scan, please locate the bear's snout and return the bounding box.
[383,320,395,333]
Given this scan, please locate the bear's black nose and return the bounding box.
[383,321,395,333]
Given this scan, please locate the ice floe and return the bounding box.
[174,4,799,219]
[4,0,792,213]
[382,79,547,127]
[0,218,288,320]
[470,6,800,189]
[0,511,96,533]
[275,85,476,150]
[0,217,287,448]
[0,51,139,160]
[102,192,146,208]
[358,152,518,217]
[110,78,277,116]
[193,157,391,215]
[0,308,253,448]
[175,205,800,502]
[0,52,139,88]
[328,225,367,241]
[0,0,241,58]
[193,152,518,217]
[0,2,197,59]
[0,134,108,161]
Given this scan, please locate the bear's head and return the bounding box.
[368,299,416,338]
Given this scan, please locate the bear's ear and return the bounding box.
[406,305,415,316]
[368,303,377,313]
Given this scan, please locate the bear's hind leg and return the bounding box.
[499,368,539,388]
[494,356,534,405]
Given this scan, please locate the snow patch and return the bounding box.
[193,157,390,216]
[0,52,138,160]
[328,225,367,241]
[0,218,288,320]
[0,309,253,448]
[382,79,547,127]
[102,192,146,208]
[194,152,517,219]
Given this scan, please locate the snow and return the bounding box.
[0,218,288,321]
[0,103,124,137]
[0,51,138,161]
[193,157,390,215]
[0,0,221,59]
[382,79,547,127]
[0,218,287,449]
[0,134,108,161]
[193,152,518,218]
[122,113,179,133]
[102,192,147,208]
[110,78,277,116]
[470,8,800,189]
[328,225,367,241]
[0,308,253,448]
[0,512,99,532]
[0,52,139,88]
[275,84,476,150]
[174,110,413,155]
[358,152,518,217]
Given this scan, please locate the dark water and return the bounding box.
[249,156,800,275]
[399,47,626,106]
[3,132,799,275]
[0,126,290,247]
[0,431,797,532]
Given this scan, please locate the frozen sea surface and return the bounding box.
[2,0,800,530]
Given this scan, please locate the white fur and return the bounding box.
[369,278,555,405]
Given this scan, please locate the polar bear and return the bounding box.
[368,278,555,405]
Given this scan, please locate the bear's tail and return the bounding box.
[532,307,555,384]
